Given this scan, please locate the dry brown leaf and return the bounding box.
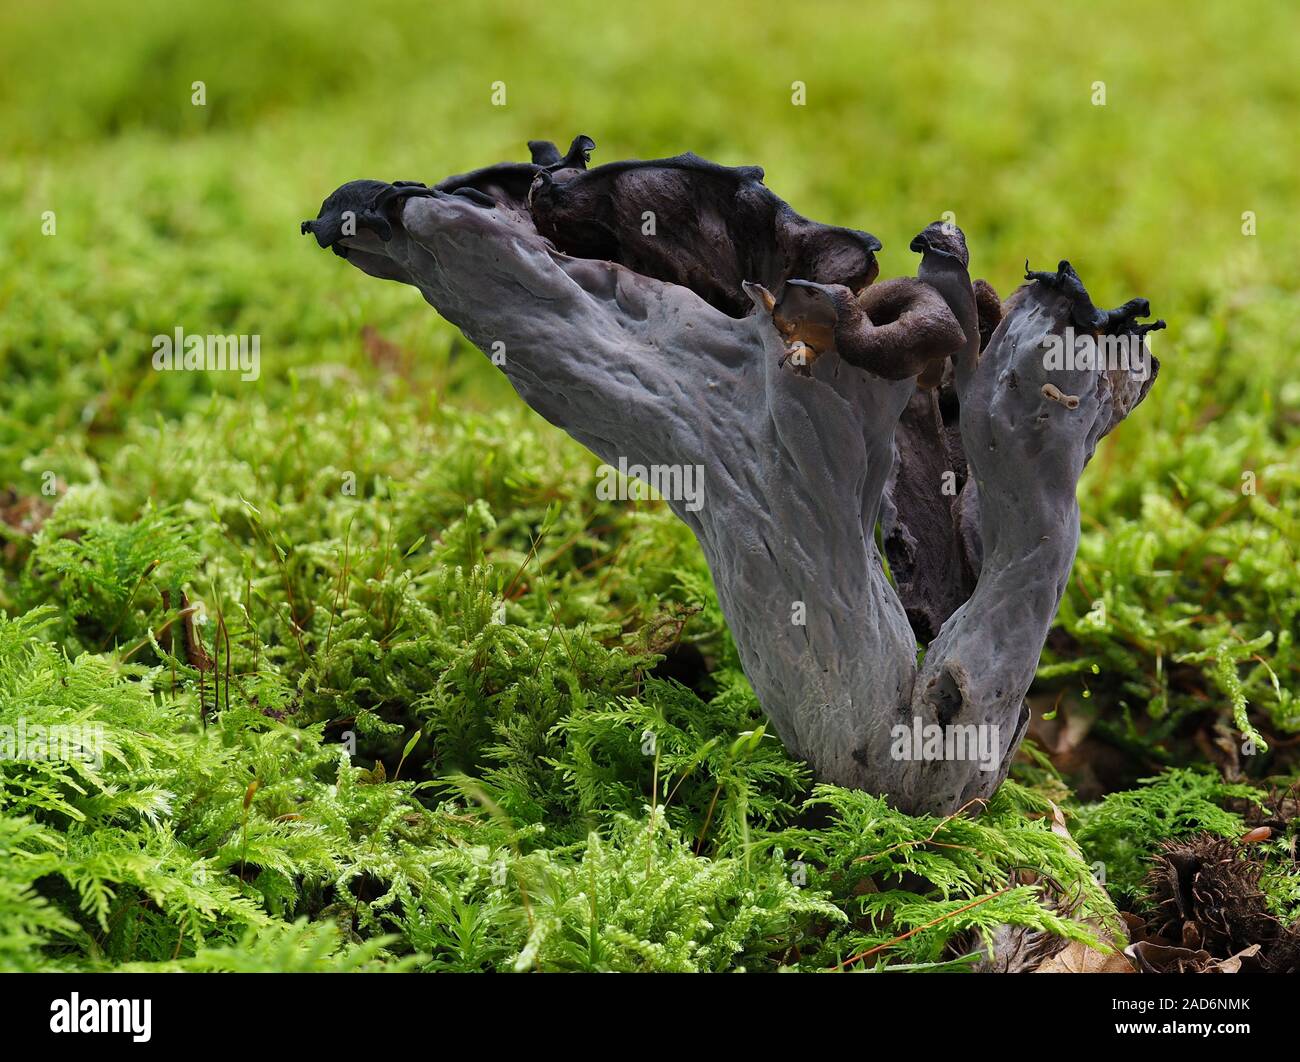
[1036,939,1136,973]
[1124,939,1214,973]
[1212,944,1262,973]
[1046,799,1073,842]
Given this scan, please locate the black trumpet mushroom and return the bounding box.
[302,136,1163,815]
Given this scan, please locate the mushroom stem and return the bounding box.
[352,190,920,782]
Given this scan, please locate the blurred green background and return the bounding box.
[3,0,1296,436]
[0,0,1296,970]
[4,0,1294,728]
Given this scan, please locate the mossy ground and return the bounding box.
[0,0,1296,971]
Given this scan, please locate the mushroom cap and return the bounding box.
[910,221,969,269]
